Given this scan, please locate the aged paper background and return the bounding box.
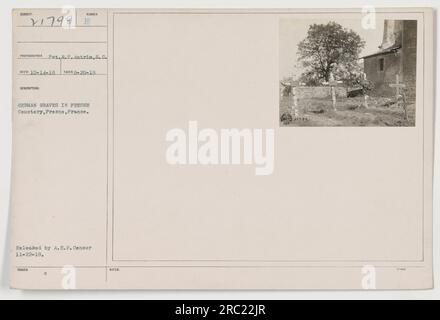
[10,8,434,290]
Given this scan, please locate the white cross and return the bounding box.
[328,73,339,111]
[362,73,369,109]
[389,74,408,120]
[389,74,406,100]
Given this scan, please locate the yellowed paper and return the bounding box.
[11,8,434,290]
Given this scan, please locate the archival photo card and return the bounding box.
[279,18,418,127]
[10,8,434,290]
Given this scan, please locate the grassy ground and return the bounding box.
[280,96,416,127]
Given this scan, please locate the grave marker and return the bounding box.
[280,80,300,112]
[389,74,408,120]
[327,73,339,111]
[362,73,369,109]
[389,74,406,99]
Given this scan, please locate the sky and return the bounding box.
[279,16,385,80]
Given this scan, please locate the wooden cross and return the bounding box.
[327,74,339,111]
[389,74,408,120]
[362,72,369,109]
[290,80,300,110]
[389,74,406,100]
[281,80,300,111]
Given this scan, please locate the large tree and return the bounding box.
[297,22,365,85]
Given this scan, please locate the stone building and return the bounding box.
[362,20,417,100]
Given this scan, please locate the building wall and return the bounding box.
[364,20,417,101]
[364,52,401,97]
[402,20,417,100]
[381,20,403,49]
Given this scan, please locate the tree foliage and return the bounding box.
[297,22,365,85]
[346,70,375,94]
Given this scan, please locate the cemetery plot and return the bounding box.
[279,95,415,127]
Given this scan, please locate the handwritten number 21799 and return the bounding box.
[30,15,74,28]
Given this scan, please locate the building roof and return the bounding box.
[361,44,401,59]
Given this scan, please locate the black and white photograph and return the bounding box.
[280,18,417,127]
